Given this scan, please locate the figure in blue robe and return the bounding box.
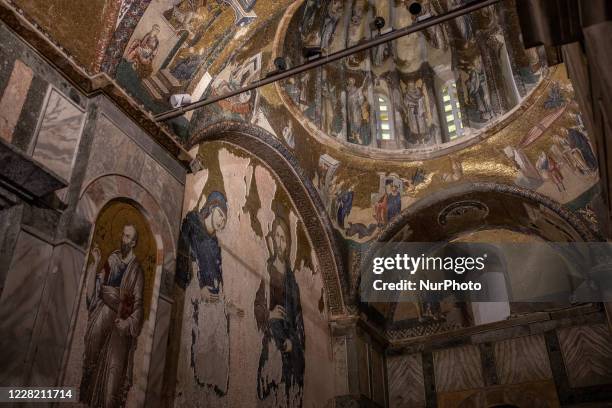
[171,53,205,82]
[336,190,353,228]
[177,191,228,292]
[175,191,230,397]
[567,128,597,172]
[386,184,402,222]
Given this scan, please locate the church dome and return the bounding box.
[276,0,546,158]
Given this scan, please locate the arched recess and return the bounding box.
[75,173,177,291]
[353,182,600,332]
[61,174,177,406]
[380,182,599,243]
[191,121,346,316]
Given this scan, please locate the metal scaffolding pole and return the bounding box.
[155,0,503,122]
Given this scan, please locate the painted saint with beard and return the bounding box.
[81,224,144,408]
[175,191,242,405]
[254,216,305,407]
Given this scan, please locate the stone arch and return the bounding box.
[191,120,346,316]
[76,173,177,292]
[380,182,599,243]
[351,182,600,322]
[351,182,603,299]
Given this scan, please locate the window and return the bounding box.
[442,82,463,140]
[376,95,392,140]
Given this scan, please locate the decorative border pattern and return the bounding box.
[190,121,347,316]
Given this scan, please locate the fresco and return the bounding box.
[115,0,250,115]
[11,0,110,71]
[80,200,157,407]
[178,190,234,397]
[172,142,334,407]
[93,0,607,345]
[108,0,606,250]
[501,83,599,205]
[254,214,306,407]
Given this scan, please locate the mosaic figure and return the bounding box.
[254,216,305,408]
[178,191,231,396]
[81,224,144,408]
[126,25,160,77]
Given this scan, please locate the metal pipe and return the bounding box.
[155,0,502,122]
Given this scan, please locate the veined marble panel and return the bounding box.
[32,88,86,180]
[558,323,612,388]
[29,243,85,386]
[83,114,183,237]
[371,348,385,406]
[0,230,53,386]
[83,114,146,189]
[0,60,33,143]
[357,336,370,398]
[433,345,484,393]
[494,334,552,385]
[144,296,172,408]
[387,353,425,408]
[437,380,559,408]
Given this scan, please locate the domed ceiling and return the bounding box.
[8,0,602,246]
[278,0,545,154]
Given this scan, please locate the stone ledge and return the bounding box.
[0,137,66,200]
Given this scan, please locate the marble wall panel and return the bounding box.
[60,280,88,395]
[28,243,85,386]
[436,380,560,408]
[558,323,612,388]
[158,174,183,238]
[387,353,426,408]
[357,335,370,398]
[140,154,166,204]
[332,336,349,397]
[494,334,552,385]
[371,348,386,406]
[145,296,173,408]
[0,60,33,143]
[0,230,53,386]
[12,75,48,152]
[0,205,23,294]
[433,345,485,393]
[83,114,146,188]
[83,113,183,239]
[32,88,86,180]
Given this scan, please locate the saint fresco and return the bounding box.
[176,191,243,402]
[254,215,305,407]
[80,201,156,408]
[171,145,327,407]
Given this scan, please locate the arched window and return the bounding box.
[442,82,463,140]
[376,95,392,141]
